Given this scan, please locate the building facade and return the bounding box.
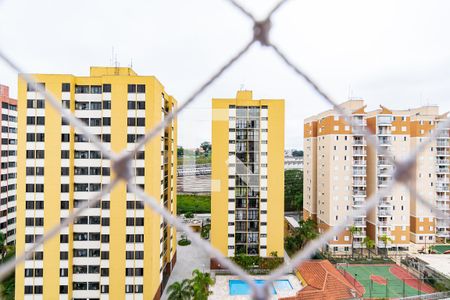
[304,100,449,253]
[211,91,284,262]
[15,67,177,300]
[0,84,17,245]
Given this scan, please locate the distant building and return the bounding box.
[0,84,17,245]
[211,90,284,262]
[284,156,303,170]
[304,100,449,253]
[15,67,177,299]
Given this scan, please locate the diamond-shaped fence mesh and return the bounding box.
[0,1,449,299]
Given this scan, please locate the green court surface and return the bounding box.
[341,264,427,298]
[430,244,450,254]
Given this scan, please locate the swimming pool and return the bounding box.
[229,279,293,295]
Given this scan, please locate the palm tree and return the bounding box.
[379,234,392,258]
[167,279,193,300]
[190,269,214,300]
[362,237,375,259]
[349,226,360,259]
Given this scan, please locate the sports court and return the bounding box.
[430,244,450,254]
[338,264,434,298]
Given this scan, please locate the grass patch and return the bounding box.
[177,194,211,215]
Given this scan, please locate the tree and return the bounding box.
[177,146,184,157]
[362,237,375,259]
[292,150,303,157]
[349,226,360,259]
[284,218,319,254]
[199,141,211,154]
[0,233,14,300]
[379,234,392,258]
[284,170,303,212]
[190,269,214,300]
[167,279,193,300]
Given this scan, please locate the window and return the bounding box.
[103,84,111,93]
[91,85,102,94]
[137,84,146,93]
[75,85,89,94]
[62,83,70,92]
[128,84,136,93]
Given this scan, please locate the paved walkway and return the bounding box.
[161,232,211,299]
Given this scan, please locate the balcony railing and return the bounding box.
[378,138,392,145]
[378,220,390,226]
[436,185,449,192]
[436,204,449,210]
[353,150,367,156]
[378,129,391,135]
[378,209,392,216]
[437,150,450,156]
[353,180,366,186]
[437,159,450,165]
[437,140,450,147]
[353,221,366,226]
[353,190,366,196]
[436,167,449,173]
[353,169,366,176]
[353,139,366,145]
[353,160,366,166]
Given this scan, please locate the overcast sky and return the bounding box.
[1,0,449,149]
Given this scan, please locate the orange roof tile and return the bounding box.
[281,260,362,300]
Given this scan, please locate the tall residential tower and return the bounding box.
[211,90,284,263]
[15,67,177,300]
[0,84,17,245]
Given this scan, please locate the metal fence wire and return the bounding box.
[0,1,449,299]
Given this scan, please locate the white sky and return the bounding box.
[0,0,449,149]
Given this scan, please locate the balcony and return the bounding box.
[353,180,367,186]
[353,220,366,227]
[352,118,366,127]
[378,137,392,146]
[353,150,367,156]
[436,184,449,192]
[437,150,450,156]
[353,160,366,166]
[378,128,392,135]
[353,138,366,146]
[353,168,366,176]
[377,220,390,226]
[353,230,366,237]
[437,159,450,165]
[378,167,393,176]
[378,159,391,166]
[378,178,391,187]
[437,141,450,147]
[377,116,393,126]
[378,209,392,216]
[353,189,366,196]
[436,167,449,174]
[436,204,449,210]
[437,196,449,202]
[437,132,450,139]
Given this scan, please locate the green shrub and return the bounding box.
[178,239,191,246]
[184,212,194,218]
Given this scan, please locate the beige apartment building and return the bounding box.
[304,100,449,253]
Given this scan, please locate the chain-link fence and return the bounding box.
[0,0,449,299]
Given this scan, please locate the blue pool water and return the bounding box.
[229,279,293,296]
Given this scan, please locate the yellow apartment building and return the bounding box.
[15,67,177,300]
[211,91,284,265]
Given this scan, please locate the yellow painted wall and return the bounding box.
[15,68,177,299]
[211,92,284,257]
